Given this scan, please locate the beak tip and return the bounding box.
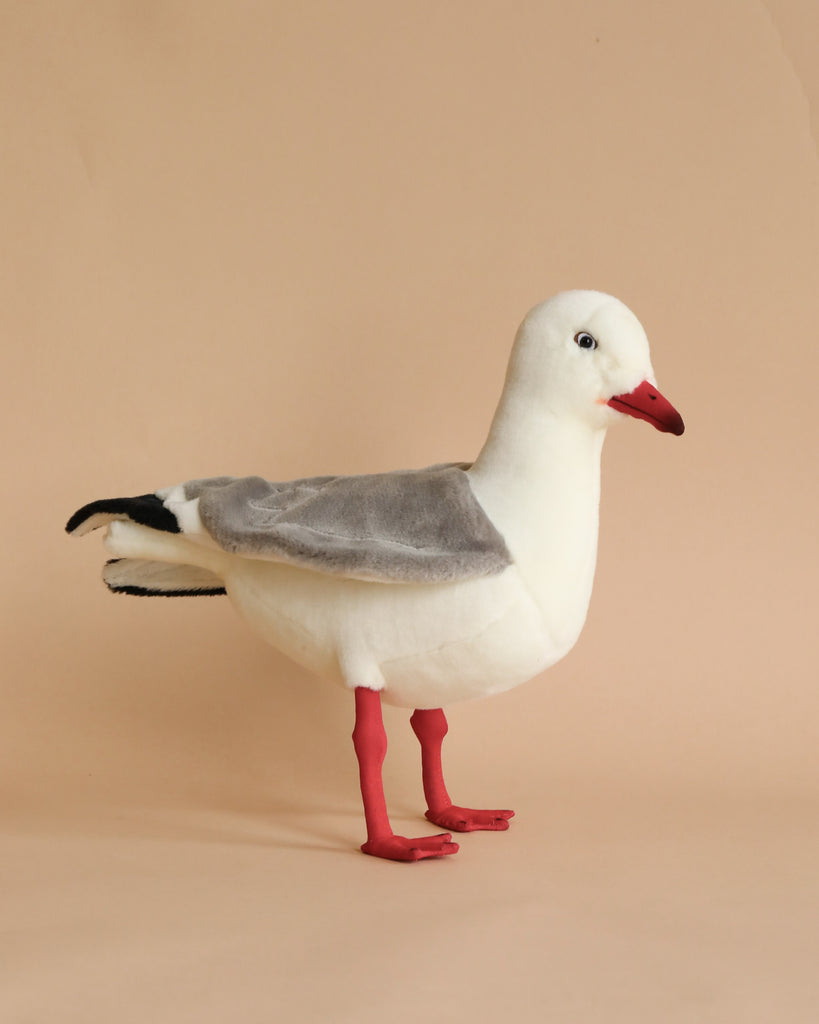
[667,415,685,436]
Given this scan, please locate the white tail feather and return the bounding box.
[103,558,225,594]
[104,521,228,576]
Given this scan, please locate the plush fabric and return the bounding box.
[66,494,180,538]
[68,289,685,862]
[102,558,226,596]
[181,463,513,584]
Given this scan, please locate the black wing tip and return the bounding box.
[66,494,181,535]
[65,505,92,533]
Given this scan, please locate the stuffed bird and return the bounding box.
[67,290,684,861]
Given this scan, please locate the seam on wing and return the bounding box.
[249,520,502,557]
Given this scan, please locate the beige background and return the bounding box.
[2,2,818,1021]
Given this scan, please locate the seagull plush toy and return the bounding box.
[68,290,684,861]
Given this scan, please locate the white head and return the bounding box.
[505,290,683,435]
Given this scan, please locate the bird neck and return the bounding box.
[470,390,606,516]
[468,391,606,645]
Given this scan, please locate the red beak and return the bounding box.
[607,380,684,435]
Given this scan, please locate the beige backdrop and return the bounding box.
[2,2,818,1021]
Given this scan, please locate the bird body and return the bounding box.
[99,482,574,709]
[69,290,684,860]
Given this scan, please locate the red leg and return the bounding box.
[410,707,515,832]
[352,688,458,861]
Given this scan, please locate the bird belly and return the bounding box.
[377,591,559,708]
[221,559,561,708]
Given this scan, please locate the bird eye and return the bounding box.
[574,331,598,350]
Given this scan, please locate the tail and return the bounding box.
[67,494,227,597]
[102,557,226,597]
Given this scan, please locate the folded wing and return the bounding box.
[183,463,512,584]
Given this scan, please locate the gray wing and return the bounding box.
[182,464,512,584]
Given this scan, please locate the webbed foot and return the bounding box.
[361,833,459,861]
[425,805,514,832]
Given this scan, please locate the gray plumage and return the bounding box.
[182,463,512,584]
